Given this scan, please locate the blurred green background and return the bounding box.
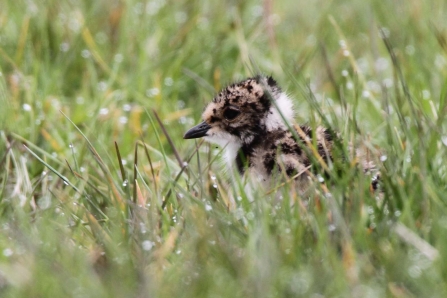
[1,0,447,297]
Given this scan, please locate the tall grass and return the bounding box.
[1,0,447,297]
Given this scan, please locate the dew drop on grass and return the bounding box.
[22,103,32,111]
[317,175,324,183]
[114,53,123,63]
[362,90,371,98]
[211,175,216,181]
[142,240,154,251]
[380,155,387,161]
[119,116,128,124]
[76,96,85,105]
[164,77,173,86]
[176,250,181,255]
[394,210,402,217]
[205,204,212,211]
[60,42,69,52]
[328,224,336,232]
[441,136,447,146]
[122,180,129,187]
[3,248,13,257]
[146,88,159,97]
[408,265,422,278]
[63,180,69,186]
[123,104,131,111]
[341,69,349,77]
[212,184,218,189]
[81,49,90,58]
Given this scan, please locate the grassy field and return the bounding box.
[1,0,447,297]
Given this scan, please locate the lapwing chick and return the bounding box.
[184,75,377,191]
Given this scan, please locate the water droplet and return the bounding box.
[210,175,216,180]
[114,53,123,63]
[123,104,131,111]
[341,69,349,77]
[122,180,129,187]
[81,49,91,58]
[362,90,371,98]
[394,210,401,217]
[182,161,188,167]
[22,103,32,111]
[343,50,350,57]
[142,240,154,251]
[59,42,69,52]
[119,116,128,124]
[69,144,74,148]
[176,250,181,255]
[205,204,212,211]
[379,27,390,39]
[317,175,325,183]
[3,248,13,257]
[328,224,336,231]
[408,265,422,278]
[99,108,109,115]
[380,155,387,161]
[442,136,447,146]
[212,184,217,189]
[405,45,415,55]
[146,88,160,97]
[97,81,107,91]
[63,180,69,186]
[76,96,85,105]
[164,77,173,86]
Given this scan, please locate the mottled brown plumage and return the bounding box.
[184,76,378,191]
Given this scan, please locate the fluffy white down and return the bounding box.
[204,131,241,167]
[265,92,295,131]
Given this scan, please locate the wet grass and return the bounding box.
[1,0,447,297]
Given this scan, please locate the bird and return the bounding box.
[183,75,379,192]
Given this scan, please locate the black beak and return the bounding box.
[183,121,211,139]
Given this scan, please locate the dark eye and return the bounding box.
[223,107,241,121]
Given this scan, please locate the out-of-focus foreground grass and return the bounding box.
[1,0,447,297]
